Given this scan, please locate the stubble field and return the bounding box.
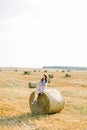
[0,68,87,130]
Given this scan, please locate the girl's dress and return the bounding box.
[36,79,47,94]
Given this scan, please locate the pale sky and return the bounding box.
[0,0,87,68]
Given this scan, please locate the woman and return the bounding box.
[32,74,47,105]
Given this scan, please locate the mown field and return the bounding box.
[0,68,87,130]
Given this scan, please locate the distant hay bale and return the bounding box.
[29,81,37,88]
[29,89,65,114]
[62,70,65,72]
[23,71,31,75]
[48,78,51,83]
[44,70,47,73]
[67,70,71,72]
[15,70,18,72]
[65,73,71,77]
[33,70,36,72]
[48,74,53,78]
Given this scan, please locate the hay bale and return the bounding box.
[65,73,71,77]
[29,81,37,88]
[62,70,65,72]
[67,70,71,72]
[48,74,53,78]
[15,70,18,72]
[48,78,51,83]
[44,70,47,72]
[33,70,36,72]
[29,89,65,114]
[23,71,31,75]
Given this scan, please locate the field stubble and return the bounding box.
[0,69,87,130]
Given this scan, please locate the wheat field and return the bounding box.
[0,68,87,130]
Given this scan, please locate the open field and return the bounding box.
[0,68,87,130]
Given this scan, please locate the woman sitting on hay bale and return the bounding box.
[32,74,47,105]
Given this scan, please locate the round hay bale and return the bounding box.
[62,70,65,72]
[48,78,51,83]
[44,70,47,73]
[15,70,18,72]
[65,73,71,77]
[23,71,31,75]
[67,70,71,72]
[33,70,36,72]
[29,89,65,114]
[29,81,37,88]
[48,74,53,78]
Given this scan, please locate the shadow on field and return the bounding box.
[0,112,49,126]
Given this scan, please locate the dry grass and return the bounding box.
[0,69,87,130]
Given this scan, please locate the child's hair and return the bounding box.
[41,74,47,83]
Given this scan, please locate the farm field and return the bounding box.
[0,68,87,130]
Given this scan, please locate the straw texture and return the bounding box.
[29,89,65,114]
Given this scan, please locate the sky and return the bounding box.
[0,0,87,68]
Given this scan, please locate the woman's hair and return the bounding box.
[41,74,47,83]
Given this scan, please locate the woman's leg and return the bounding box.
[34,91,38,101]
[32,91,38,105]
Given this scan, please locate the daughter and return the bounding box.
[32,74,47,105]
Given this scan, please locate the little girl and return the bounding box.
[32,74,47,105]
